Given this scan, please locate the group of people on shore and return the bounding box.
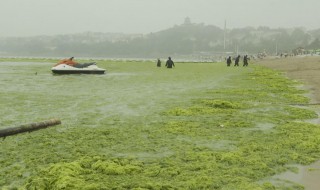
[226,55,249,67]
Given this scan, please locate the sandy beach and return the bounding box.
[257,56,320,104]
[257,56,320,190]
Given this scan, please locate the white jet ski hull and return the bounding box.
[51,64,106,74]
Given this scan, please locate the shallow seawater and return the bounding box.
[0,62,206,126]
[270,161,320,190]
[1,61,320,189]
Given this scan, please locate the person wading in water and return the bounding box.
[226,56,232,67]
[234,55,240,66]
[156,58,161,67]
[165,57,175,68]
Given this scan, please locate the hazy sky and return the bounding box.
[1,0,320,37]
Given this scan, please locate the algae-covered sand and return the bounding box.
[0,58,320,189]
[258,56,320,103]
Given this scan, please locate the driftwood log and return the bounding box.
[0,119,61,138]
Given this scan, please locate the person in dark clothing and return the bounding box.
[234,55,240,66]
[226,56,232,67]
[165,57,175,68]
[156,58,161,67]
[243,55,249,66]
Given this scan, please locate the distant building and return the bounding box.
[184,17,192,25]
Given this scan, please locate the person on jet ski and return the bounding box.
[54,57,96,68]
[54,57,77,66]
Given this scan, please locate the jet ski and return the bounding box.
[51,62,106,74]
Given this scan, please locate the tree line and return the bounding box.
[0,23,319,58]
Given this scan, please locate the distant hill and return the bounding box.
[1,22,320,58]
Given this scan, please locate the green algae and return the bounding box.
[24,157,144,189]
[201,99,243,109]
[1,60,320,190]
[165,99,243,117]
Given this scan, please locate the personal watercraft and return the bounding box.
[51,63,106,74]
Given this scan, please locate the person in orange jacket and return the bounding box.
[54,57,78,66]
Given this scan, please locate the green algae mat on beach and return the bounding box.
[0,59,319,189]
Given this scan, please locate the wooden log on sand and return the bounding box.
[0,119,61,138]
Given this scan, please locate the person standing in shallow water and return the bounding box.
[156,58,161,67]
[243,55,249,66]
[226,56,232,67]
[165,57,175,68]
[234,55,240,66]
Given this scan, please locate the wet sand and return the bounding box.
[257,56,320,190]
[257,56,320,104]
